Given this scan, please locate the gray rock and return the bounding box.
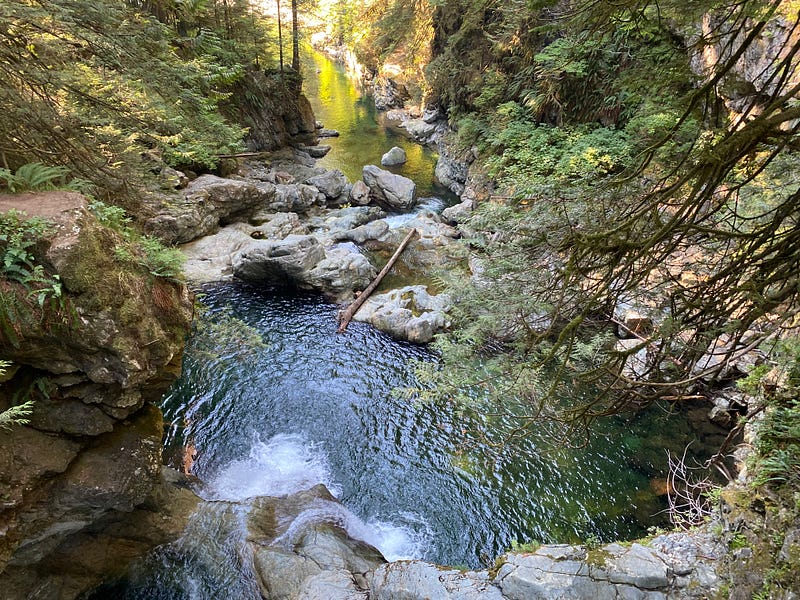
[180,223,259,284]
[362,165,416,211]
[308,206,386,237]
[403,119,437,141]
[349,180,371,205]
[434,148,469,196]
[272,183,324,213]
[317,128,340,138]
[441,197,474,224]
[145,175,276,244]
[306,244,377,300]
[352,286,450,343]
[381,146,407,166]
[300,145,332,158]
[307,169,349,200]
[233,234,326,285]
[334,220,390,244]
[372,75,407,110]
[298,570,368,600]
[370,561,504,600]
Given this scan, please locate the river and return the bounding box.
[90,52,688,597]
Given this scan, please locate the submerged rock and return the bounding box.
[362,165,416,211]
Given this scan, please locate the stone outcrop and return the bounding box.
[145,174,277,244]
[0,192,196,598]
[352,285,450,343]
[362,165,417,211]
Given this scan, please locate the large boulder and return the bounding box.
[361,165,416,211]
[247,485,385,600]
[306,169,349,201]
[145,175,276,244]
[232,234,326,286]
[271,183,324,213]
[352,286,451,344]
[306,244,377,300]
[380,146,407,166]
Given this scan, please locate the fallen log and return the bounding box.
[337,228,418,333]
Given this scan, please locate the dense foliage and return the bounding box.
[405,0,800,437]
[0,0,282,195]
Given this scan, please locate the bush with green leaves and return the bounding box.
[88,201,185,282]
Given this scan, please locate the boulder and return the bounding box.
[371,75,408,110]
[145,175,276,244]
[317,128,340,138]
[232,234,325,286]
[352,286,450,343]
[307,169,349,201]
[272,183,324,213]
[370,561,503,600]
[180,223,260,284]
[349,180,371,206]
[441,197,475,224]
[247,485,385,600]
[333,220,389,244]
[380,146,407,166]
[308,206,385,239]
[403,118,437,141]
[300,145,332,158]
[306,244,377,300]
[361,165,416,211]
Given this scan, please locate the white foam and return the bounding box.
[204,434,340,501]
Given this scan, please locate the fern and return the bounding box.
[0,361,33,430]
[0,163,70,193]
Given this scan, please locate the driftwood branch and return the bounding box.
[337,228,418,333]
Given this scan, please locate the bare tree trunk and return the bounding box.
[291,0,300,72]
[337,229,418,333]
[277,0,284,72]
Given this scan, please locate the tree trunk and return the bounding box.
[337,228,418,333]
[277,0,284,72]
[291,0,300,72]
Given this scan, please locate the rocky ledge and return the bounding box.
[156,150,460,343]
[0,192,198,598]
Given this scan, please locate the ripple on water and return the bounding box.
[160,283,671,569]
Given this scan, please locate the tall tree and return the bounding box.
[291,0,299,71]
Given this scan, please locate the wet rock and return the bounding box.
[370,561,504,600]
[352,285,450,343]
[362,165,416,211]
[380,146,407,166]
[308,206,386,237]
[247,485,385,600]
[317,128,341,138]
[307,169,349,201]
[232,234,326,286]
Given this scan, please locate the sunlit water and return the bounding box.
[302,50,456,202]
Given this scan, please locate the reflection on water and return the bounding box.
[302,50,455,201]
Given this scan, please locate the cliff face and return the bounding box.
[0,192,196,597]
[225,70,318,152]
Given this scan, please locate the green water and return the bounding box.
[302,50,455,201]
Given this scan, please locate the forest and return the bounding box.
[1,0,800,597]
